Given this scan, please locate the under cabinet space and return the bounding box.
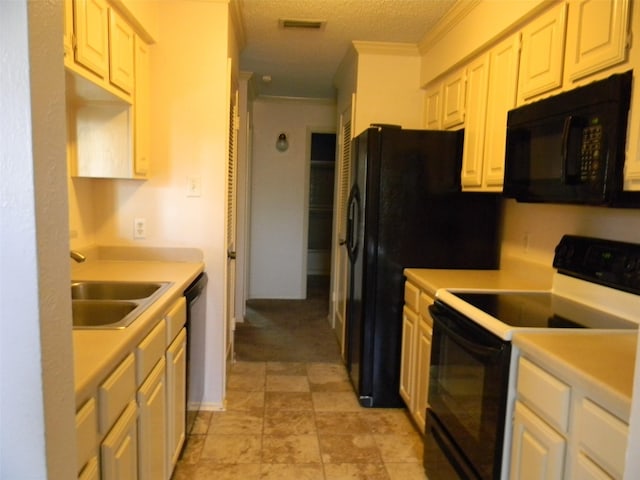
[69,100,134,179]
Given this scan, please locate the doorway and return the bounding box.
[307,132,336,299]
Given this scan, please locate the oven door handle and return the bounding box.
[431,310,506,360]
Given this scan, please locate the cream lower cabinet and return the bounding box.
[137,359,167,480]
[166,328,187,474]
[165,297,187,477]
[511,401,566,480]
[75,295,189,480]
[102,400,139,480]
[510,354,629,479]
[78,457,100,480]
[136,319,168,480]
[76,398,99,478]
[400,280,433,432]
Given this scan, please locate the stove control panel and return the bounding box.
[554,235,640,294]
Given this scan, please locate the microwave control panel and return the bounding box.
[580,123,603,183]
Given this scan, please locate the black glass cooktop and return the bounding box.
[452,292,638,330]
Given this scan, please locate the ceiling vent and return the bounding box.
[279,18,326,30]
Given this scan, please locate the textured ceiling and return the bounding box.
[238,0,457,99]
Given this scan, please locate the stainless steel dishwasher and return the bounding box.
[183,272,207,436]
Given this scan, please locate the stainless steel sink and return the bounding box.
[71,281,166,300]
[72,300,138,328]
[71,281,173,329]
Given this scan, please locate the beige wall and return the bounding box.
[1,1,76,477]
[249,98,336,299]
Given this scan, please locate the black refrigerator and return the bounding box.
[345,126,502,407]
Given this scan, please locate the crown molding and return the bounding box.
[353,41,420,57]
[418,0,481,55]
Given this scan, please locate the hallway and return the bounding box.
[171,278,427,479]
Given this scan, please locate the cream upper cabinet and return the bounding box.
[518,2,567,104]
[442,68,466,129]
[564,0,631,83]
[67,0,134,104]
[108,8,135,95]
[462,34,520,190]
[482,34,521,189]
[74,0,110,80]
[134,36,150,177]
[63,0,74,64]
[460,53,490,188]
[424,83,443,130]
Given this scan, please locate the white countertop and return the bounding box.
[72,260,204,406]
[404,256,555,297]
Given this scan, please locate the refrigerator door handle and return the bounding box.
[346,185,360,261]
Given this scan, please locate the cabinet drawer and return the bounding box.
[419,292,434,326]
[99,353,136,434]
[404,281,420,311]
[136,320,166,384]
[575,398,627,479]
[517,357,571,433]
[165,296,187,343]
[76,397,98,473]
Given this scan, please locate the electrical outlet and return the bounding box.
[134,218,146,239]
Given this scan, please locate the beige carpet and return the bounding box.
[234,276,342,363]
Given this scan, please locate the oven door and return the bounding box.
[426,300,511,480]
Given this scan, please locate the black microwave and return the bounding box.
[504,70,639,207]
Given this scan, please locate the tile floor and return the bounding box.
[172,360,428,479]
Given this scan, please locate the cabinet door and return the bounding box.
[573,398,628,479]
[413,318,432,432]
[78,457,100,480]
[518,3,567,103]
[138,359,167,480]
[166,328,187,474]
[483,34,520,189]
[461,54,489,188]
[399,306,418,409]
[102,400,138,480]
[108,8,135,95]
[565,0,630,82]
[76,397,99,474]
[74,0,109,79]
[134,36,150,177]
[510,401,566,480]
[424,83,443,130]
[442,68,466,129]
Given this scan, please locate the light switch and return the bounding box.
[187,177,202,197]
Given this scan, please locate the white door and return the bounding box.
[331,103,353,359]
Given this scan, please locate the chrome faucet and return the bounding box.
[70,250,86,263]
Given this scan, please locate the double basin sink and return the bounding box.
[72,281,173,329]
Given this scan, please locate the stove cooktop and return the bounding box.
[452,291,638,330]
